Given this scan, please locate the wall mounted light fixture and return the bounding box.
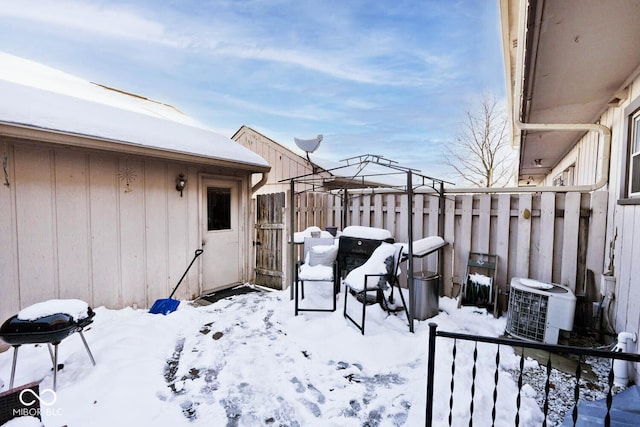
[176,173,187,197]
[534,158,542,167]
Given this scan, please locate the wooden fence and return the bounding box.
[291,190,609,313]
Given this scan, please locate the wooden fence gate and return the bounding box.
[254,192,285,289]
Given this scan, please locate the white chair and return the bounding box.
[294,237,339,315]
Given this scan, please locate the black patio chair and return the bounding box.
[343,243,408,334]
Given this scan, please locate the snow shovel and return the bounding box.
[149,249,204,315]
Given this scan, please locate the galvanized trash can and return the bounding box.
[413,271,440,320]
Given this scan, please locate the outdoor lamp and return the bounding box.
[176,173,187,197]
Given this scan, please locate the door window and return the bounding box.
[207,187,231,230]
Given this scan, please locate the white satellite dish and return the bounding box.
[294,134,323,154]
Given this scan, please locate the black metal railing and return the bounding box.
[426,323,640,427]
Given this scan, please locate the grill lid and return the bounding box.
[0,307,94,346]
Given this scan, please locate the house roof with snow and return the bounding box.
[0,53,269,172]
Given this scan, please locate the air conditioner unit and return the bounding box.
[506,277,576,344]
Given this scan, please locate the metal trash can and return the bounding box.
[413,271,440,320]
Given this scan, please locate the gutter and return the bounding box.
[511,0,611,193]
[251,172,269,194]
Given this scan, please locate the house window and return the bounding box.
[207,187,231,230]
[630,109,640,196]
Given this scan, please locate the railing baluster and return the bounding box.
[449,338,457,426]
[431,327,640,427]
[571,355,582,426]
[426,323,437,427]
[491,344,500,427]
[469,341,478,427]
[515,347,524,427]
[542,352,552,427]
[605,360,614,427]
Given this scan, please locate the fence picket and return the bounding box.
[539,192,555,283]
[561,192,580,291]
[284,190,606,314]
[495,194,511,297]
[516,194,532,278]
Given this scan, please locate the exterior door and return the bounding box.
[201,178,241,292]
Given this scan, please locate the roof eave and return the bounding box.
[0,121,271,173]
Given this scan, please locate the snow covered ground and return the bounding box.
[0,287,547,427]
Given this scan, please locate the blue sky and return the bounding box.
[0,0,505,179]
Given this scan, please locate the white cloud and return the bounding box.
[0,0,454,88]
[0,0,183,47]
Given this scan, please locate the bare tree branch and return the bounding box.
[444,94,516,187]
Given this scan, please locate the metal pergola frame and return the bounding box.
[280,154,452,332]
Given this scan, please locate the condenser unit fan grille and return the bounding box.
[507,285,549,342]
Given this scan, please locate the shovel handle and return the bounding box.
[168,249,204,299]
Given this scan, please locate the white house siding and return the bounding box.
[0,138,254,324]
[232,126,312,195]
[548,75,640,383]
[609,77,640,384]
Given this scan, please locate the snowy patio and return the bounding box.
[0,287,553,427]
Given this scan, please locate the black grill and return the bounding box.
[0,309,94,346]
[337,236,394,278]
[0,306,96,391]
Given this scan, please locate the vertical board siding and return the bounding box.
[0,140,252,323]
[15,145,58,305]
[0,142,19,318]
[118,158,146,307]
[290,190,605,313]
[54,150,91,302]
[615,206,635,331]
[89,154,120,308]
[144,160,169,304]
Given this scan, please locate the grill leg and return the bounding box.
[9,346,19,389]
[47,343,55,366]
[78,331,96,366]
[52,343,59,392]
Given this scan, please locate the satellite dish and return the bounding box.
[294,134,323,154]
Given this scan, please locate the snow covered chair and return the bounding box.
[294,237,339,315]
[343,242,405,334]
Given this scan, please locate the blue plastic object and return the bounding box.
[149,298,181,315]
[149,249,203,315]
[561,385,640,426]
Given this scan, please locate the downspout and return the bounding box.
[513,0,611,193]
[251,171,269,194]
